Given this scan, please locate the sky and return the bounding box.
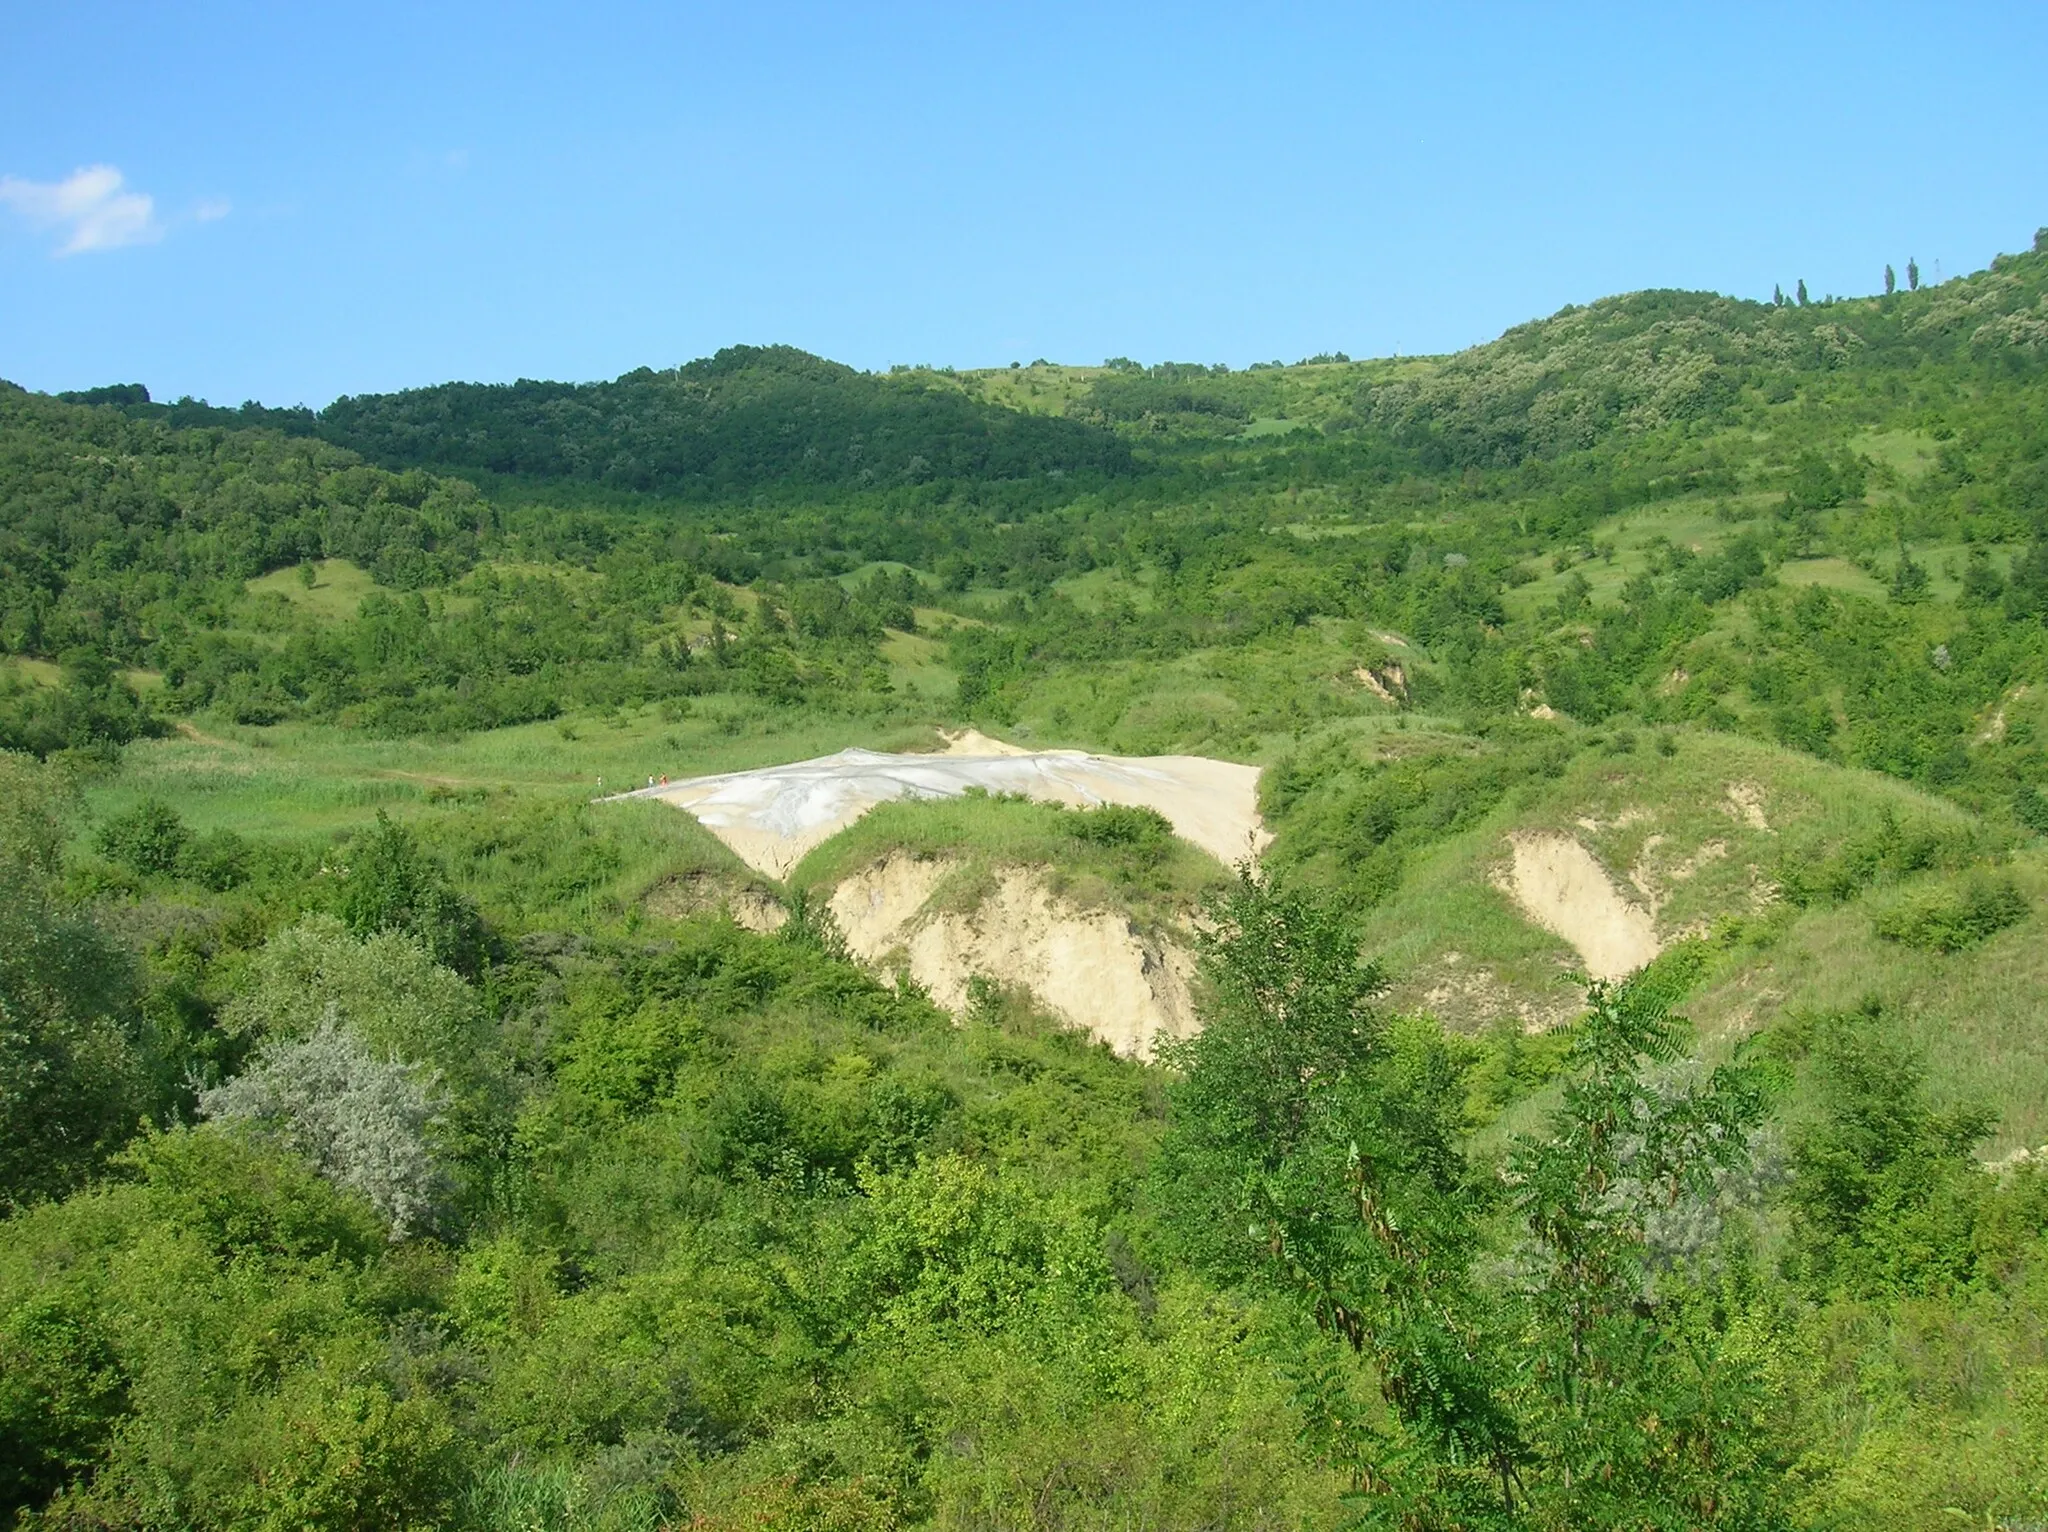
[3,1,2045,407]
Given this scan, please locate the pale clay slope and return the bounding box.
[615,732,1241,1054]
[627,730,1269,878]
[828,853,1198,1058]
[623,725,1768,1034]
[1495,832,1663,982]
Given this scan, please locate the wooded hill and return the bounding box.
[3,228,2048,1531]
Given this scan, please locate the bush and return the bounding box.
[1873,877,2031,953]
[1777,808,1972,908]
[0,751,78,877]
[2015,784,2048,835]
[199,1012,448,1239]
[1067,802,1172,851]
[222,915,503,1166]
[335,812,490,976]
[1778,1002,2003,1297]
[0,884,149,1210]
[93,798,190,877]
[182,827,252,891]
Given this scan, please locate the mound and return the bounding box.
[828,853,1198,1057]
[626,740,1267,878]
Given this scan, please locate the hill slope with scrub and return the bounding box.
[3,228,2048,1528]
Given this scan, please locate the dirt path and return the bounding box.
[172,720,238,749]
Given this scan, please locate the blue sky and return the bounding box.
[3,1,2044,406]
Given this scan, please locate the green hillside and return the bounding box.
[63,343,1138,497]
[4,231,2048,1529]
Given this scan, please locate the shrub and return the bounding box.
[335,811,489,976]
[1777,808,1973,908]
[221,916,506,1175]
[0,751,78,877]
[182,827,252,891]
[199,1010,447,1239]
[1873,877,2030,953]
[2015,784,2048,835]
[1067,802,1172,850]
[93,798,189,877]
[1779,1002,2001,1297]
[0,883,148,1210]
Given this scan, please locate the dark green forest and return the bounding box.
[4,231,2048,1529]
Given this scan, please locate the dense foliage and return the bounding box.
[4,229,2048,1528]
[2,779,2041,1528]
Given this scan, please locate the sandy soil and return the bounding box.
[616,739,1268,878]
[1723,781,1772,833]
[1496,832,1661,982]
[936,728,1032,757]
[828,852,1198,1057]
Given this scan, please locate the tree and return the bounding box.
[0,759,154,1211]
[1160,885,1796,1525]
[200,1009,448,1239]
[0,652,158,760]
[0,1129,458,1528]
[93,798,190,877]
[1778,1003,1998,1297]
[1888,548,1930,604]
[1960,547,2005,604]
[334,811,489,976]
[1156,873,1512,1516]
[1772,283,1785,307]
[1907,256,1920,291]
[0,882,150,1211]
[2007,539,2048,623]
[0,751,78,879]
[1502,969,1785,1528]
[222,915,505,1175]
[1796,279,1809,306]
[1884,263,1896,296]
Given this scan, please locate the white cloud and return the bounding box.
[0,164,164,255]
[194,197,232,223]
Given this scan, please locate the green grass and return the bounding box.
[243,557,385,620]
[1316,722,2048,1152]
[1777,556,1886,597]
[788,791,1231,934]
[879,629,957,701]
[3,657,62,687]
[834,560,929,591]
[1686,853,2048,1155]
[1241,416,1314,438]
[1050,567,1159,614]
[80,702,955,923]
[1849,427,1940,480]
[1004,622,1431,760]
[1909,541,2021,603]
[1349,726,1971,1007]
[954,362,1105,416]
[1501,497,1759,620]
[1279,521,1371,540]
